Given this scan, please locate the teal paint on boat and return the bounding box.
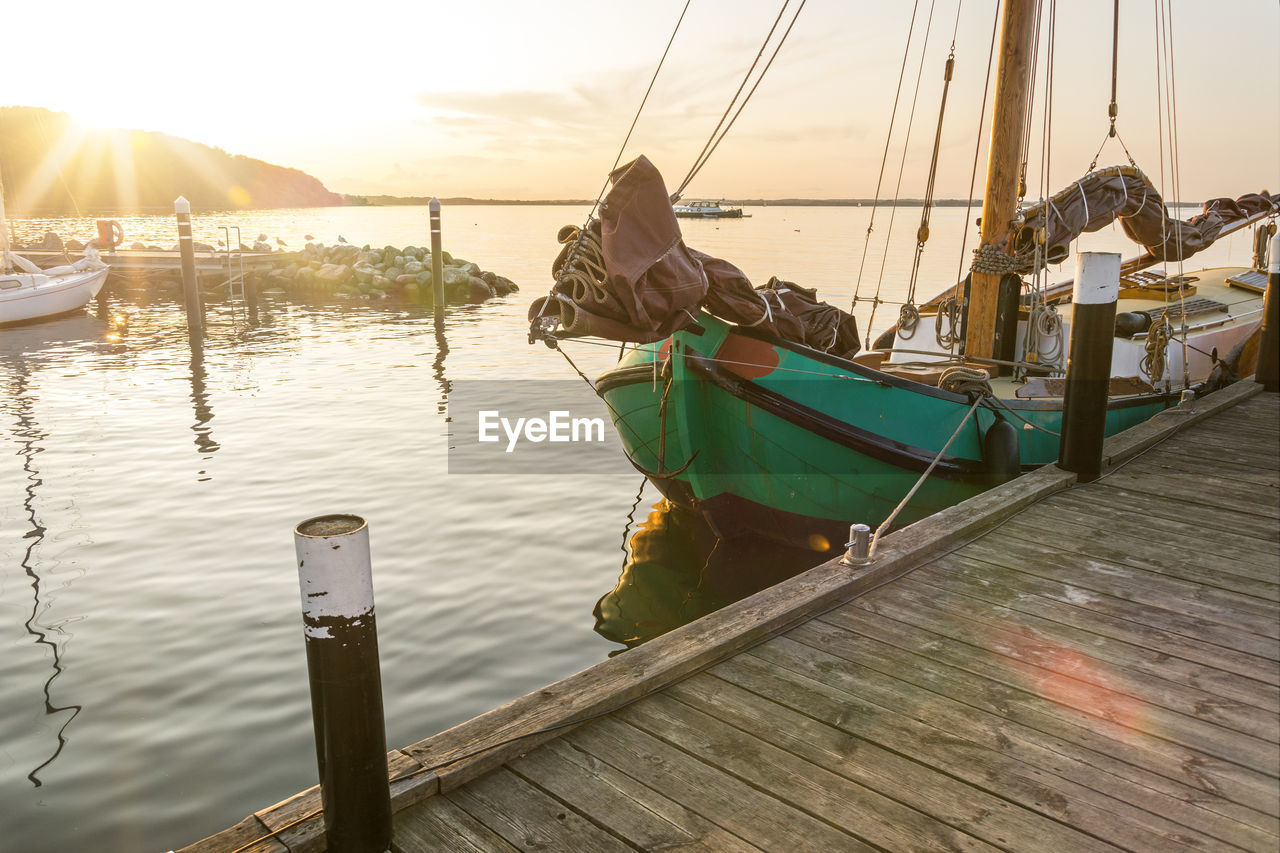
[598,312,1173,546]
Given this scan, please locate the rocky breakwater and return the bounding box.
[269,242,519,304]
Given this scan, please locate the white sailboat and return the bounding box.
[0,174,109,326]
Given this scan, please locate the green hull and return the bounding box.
[597,313,1171,548]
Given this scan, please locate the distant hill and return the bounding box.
[0,106,343,213]
[343,194,981,207]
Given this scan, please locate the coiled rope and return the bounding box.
[1021,303,1064,372]
[937,365,992,397]
[1141,311,1172,386]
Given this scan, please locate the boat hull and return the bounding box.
[0,268,109,326]
[598,313,1172,549]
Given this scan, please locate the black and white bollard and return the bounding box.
[1058,252,1120,482]
[173,196,203,336]
[1258,233,1279,392]
[294,514,391,853]
[429,198,446,321]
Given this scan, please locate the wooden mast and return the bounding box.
[965,0,1038,361]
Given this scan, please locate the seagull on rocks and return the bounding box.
[305,234,315,241]
[337,235,349,244]
[257,233,269,242]
[276,238,288,247]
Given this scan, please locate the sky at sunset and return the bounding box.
[6,0,1278,202]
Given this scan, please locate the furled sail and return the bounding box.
[529,155,860,358]
[1010,165,1277,272]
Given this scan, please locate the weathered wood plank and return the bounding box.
[860,574,1280,742]
[1031,494,1280,573]
[665,673,1120,852]
[393,794,519,852]
[566,716,876,851]
[253,786,324,853]
[783,613,1279,825]
[445,767,632,853]
[175,815,287,853]
[1080,480,1279,540]
[617,692,1001,852]
[1091,469,1279,519]
[1099,381,1262,467]
[1128,453,1280,488]
[994,514,1280,599]
[747,632,1280,847]
[915,552,1280,690]
[725,639,1265,850]
[1149,442,1280,473]
[508,738,761,853]
[962,533,1280,638]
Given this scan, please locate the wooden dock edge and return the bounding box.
[177,378,1264,853]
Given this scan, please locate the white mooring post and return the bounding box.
[294,514,391,853]
[1058,251,1121,482]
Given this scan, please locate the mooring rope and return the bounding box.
[870,394,986,559]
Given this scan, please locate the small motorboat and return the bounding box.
[672,199,746,219]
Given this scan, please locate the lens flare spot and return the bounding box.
[227,185,251,206]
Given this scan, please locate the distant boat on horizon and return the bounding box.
[672,200,748,219]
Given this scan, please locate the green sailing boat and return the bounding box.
[530,0,1277,550]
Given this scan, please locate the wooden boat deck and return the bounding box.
[182,383,1278,853]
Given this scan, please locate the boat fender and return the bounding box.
[1114,311,1152,337]
[95,219,125,249]
[982,416,1020,485]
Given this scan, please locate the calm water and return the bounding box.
[0,203,1254,851]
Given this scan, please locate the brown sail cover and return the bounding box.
[529,155,861,358]
[1013,166,1277,271]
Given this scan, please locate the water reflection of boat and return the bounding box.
[594,498,821,650]
[0,312,108,355]
[5,366,84,787]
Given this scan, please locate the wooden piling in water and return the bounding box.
[429,198,444,324]
[174,196,204,336]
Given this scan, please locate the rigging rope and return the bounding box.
[586,0,691,224]
[1108,0,1120,137]
[867,0,939,338]
[852,0,922,314]
[674,0,808,199]
[904,40,958,315]
[944,0,1002,352]
[674,0,793,200]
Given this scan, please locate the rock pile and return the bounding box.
[14,230,520,305]
[267,242,518,303]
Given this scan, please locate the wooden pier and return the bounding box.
[19,249,289,281]
[183,381,1278,853]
